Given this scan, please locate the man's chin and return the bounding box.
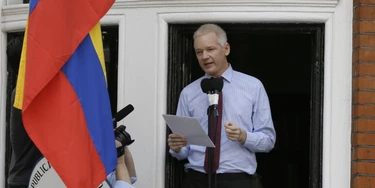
[205,72,218,77]
[204,70,214,75]
[203,67,216,74]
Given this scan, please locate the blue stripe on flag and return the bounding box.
[62,34,117,175]
[29,0,39,14]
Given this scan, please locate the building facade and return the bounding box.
[353,0,375,187]
[0,0,362,188]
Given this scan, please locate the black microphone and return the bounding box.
[209,77,223,94]
[200,77,223,94]
[112,104,134,122]
[200,77,224,106]
[200,78,211,93]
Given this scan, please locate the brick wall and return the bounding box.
[353,0,375,188]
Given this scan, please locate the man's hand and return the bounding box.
[224,121,247,144]
[168,133,187,153]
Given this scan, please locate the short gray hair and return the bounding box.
[193,24,227,46]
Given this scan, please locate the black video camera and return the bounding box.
[115,125,134,157]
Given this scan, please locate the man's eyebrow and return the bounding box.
[195,45,216,50]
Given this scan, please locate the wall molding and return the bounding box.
[1,0,339,32]
[1,0,339,20]
[1,4,27,15]
[113,0,339,9]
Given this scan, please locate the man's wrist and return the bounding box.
[117,146,125,157]
[117,159,125,165]
[239,129,247,144]
[171,148,181,153]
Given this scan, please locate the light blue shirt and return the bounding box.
[107,171,136,188]
[169,65,276,175]
[114,181,134,188]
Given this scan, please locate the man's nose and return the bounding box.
[202,51,209,59]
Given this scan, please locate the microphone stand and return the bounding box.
[200,77,223,188]
[207,96,219,188]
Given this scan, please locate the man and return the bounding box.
[108,125,137,187]
[168,24,276,188]
[110,140,136,188]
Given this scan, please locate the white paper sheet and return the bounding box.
[162,114,215,148]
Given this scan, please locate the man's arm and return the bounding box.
[225,84,276,153]
[168,134,189,160]
[124,147,137,183]
[116,156,131,183]
[114,140,134,188]
[168,90,190,160]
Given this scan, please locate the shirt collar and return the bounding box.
[203,63,233,83]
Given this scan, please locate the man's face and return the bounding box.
[194,32,230,77]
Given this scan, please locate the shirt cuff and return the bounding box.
[114,181,135,188]
[169,147,188,160]
[243,132,260,151]
[130,176,137,184]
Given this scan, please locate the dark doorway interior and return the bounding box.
[166,23,324,188]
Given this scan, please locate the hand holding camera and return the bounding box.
[112,104,135,158]
[115,125,135,158]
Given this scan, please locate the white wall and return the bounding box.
[0,0,6,187]
[6,0,22,5]
[0,0,352,188]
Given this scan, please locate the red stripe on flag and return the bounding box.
[21,0,115,186]
[23,71,106,187]
[23,0,114,111]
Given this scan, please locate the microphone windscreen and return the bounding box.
[200,78,211,93]
[114,104,134,122]
[210,77,224,92]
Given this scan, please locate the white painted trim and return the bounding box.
[101,14,126,27]
[156,16,168,188]
[1,2,339,23]
[1,3,27,15]
[322,17,333,188]
[156,3,352,187]
[0,0,339,25]
[1,20,26,32]
[114,14,127,114]
[0,11,124,32]
[326,1,352,187]
[158,12,333,23]
[0,31,7,188]
[0,3,6,188]
[112,0,339,9]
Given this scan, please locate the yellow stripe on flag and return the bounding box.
[14,21,29,110]
[89,23,107,83]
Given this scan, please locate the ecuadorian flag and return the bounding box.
[14,0,116,187]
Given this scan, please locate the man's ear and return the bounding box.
[224,43,230,56]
